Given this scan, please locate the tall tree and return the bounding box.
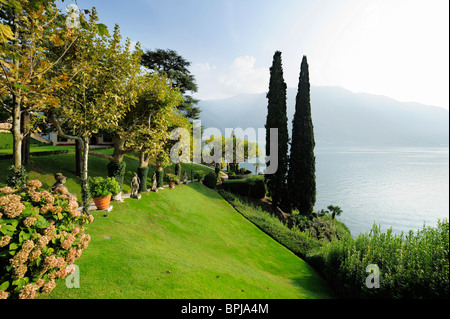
[264,51,289,210]
[288,56,316,216]
[98,72,188,192]
[203,134,261,172]
[48,9,141,212]
[0,0,77,171]
[141,48,201,119]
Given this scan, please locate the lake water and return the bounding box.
[240,146,449,236]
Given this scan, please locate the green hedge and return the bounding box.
[307,220,449,299]
[137,167,149,192]
[155,168,164,188]
[107,161,126,189]
[0,150,69,160]
[221,177,265,199]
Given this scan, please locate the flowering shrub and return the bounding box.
[0,180,94,299]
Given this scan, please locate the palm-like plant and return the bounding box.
[327,205,343,220]
[253,162,261,174]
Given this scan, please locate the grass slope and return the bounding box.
[1,152,333,298]
[46,183,333,298]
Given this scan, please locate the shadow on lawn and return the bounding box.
[289,273,335,299]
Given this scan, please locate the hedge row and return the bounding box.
[0,150,69,160]
[221,177,265,199]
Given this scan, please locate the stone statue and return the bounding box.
[130,172,141,199]
[151,172,158,192]
[51,173,70,195]
[183,171,188,184]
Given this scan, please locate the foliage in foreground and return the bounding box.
[308,219,449,299]
[219,189,449,299]
[0,181,93,299]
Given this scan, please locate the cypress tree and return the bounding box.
[265,51,289,210]
[288,55,316,216]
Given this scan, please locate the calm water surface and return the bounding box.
[242,146,449,236]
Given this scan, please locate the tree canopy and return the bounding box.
[141,48,201,120]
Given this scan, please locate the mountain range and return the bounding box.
[198,86,449,147]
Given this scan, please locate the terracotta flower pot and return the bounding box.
[93,194,112,210]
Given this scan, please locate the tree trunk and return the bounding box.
[21,112,30,166]
[139,151,149,168]
[75,139,82,177]
[11,12,22,171]
[138,152,150,193]
[175,162,181,180]
[12,96,23,170]
[156,159,164,188]
[80,136,90,214]
[112,136,126,163]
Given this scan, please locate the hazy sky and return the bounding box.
[70,0,449,109]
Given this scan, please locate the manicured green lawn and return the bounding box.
[46,183,333,299]
[1,153,333,299]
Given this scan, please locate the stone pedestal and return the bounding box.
[113,192,124,202]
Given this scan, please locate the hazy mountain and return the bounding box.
[198,86,449,147]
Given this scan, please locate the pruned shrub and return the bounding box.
[107,161,126,189]
[0,181,94,299]
[227,170,253,180]
[203,171,217,189]
[137,166,149,192]
[156,168,164,188]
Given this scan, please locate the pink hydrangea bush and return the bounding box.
[0,180,94,299]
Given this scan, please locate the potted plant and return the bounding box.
[89,176,120,210]
[164,173,178,188]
